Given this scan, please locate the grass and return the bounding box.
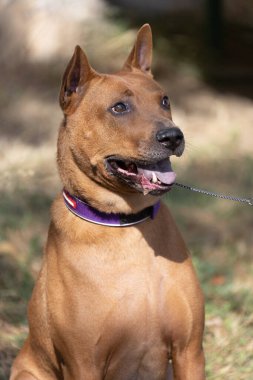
[1,8,253,378]
[0,188,51,379]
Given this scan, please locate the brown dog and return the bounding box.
[10,24,205,380]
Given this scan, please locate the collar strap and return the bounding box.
[63,190,160,227]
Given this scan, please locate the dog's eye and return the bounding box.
[161,96,170,110]
[111,102,128,114]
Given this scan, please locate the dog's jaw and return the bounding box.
[105,157,176,195]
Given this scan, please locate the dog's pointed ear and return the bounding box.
[59,45,96,114]
[122,24,153,74]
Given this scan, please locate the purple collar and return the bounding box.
[63,190,160,227]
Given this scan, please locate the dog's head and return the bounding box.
[57,24,184,210]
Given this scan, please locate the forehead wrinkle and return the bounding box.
[123,89,134,97]
[99,74,164,104]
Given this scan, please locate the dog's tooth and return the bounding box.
[152,172,158,183]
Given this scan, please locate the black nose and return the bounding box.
[156,127,184,151]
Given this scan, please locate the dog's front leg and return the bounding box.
[10,372,38,380]
[171,345,205,380]
[10,367,58,380]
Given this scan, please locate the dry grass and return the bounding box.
[0,2,253,378]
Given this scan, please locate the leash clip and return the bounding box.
[246,198,253,206]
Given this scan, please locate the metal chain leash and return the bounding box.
[174,182,253,206]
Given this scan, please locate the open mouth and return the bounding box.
[106,157,176,195]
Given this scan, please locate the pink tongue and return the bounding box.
[137,159,176,185]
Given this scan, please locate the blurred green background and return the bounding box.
[0,0,253,378]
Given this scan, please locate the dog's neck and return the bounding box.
[63,190,160,227]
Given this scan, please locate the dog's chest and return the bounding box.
[48,226,190,378]
[64,251,173,378]
[56,234,174,329]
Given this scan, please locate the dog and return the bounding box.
[10,24,205,380]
